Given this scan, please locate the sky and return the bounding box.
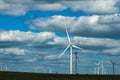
[0,0,120,74]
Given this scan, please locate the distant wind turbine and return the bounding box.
[101,61,106,74]
[5,65,8,71]
[0,66,2,70]
[74,51,80,74]
[94,67,97,74]
[109,59,117,75]
[59,26,85,74]
[95,61,106,75]
[95,62,101,74]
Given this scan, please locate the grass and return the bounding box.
[0,71,120,80]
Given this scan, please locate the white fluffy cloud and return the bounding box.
[0,48,25,55]
[25,58,37,62]
[65,0,118,14]
[99,14,120,24]
[29,15,120,39]
[0,30,56,42]
[44,55,58,60]
[0,0,119,16]
[34,3,66,11]
[48,37,67,46]
[73,37,120,48]
[102,47,120,55]
[0,0,65,16]
[0,0,27,16]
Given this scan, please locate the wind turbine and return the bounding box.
[94,67,97,74]
[5,65,8,71]
[101,61,106,74]
[74,51,80,74]
[48,69,53,73]
[109,59,117,75]
[95,61,106,75]
[0,66,2,70]
[59,26,84,74]
[95,62,101,74]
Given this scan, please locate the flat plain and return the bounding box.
[0,71,120,80]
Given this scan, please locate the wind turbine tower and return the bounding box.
[74,51,80,74]
[59,26,84,74]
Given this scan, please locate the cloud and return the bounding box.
[33,3,66,11]
[48,37,67,46]
[0,30,57,50]
[32,0,61,3]
[65,0,119,14]
[44,55,58,61]
[0,41,24,48]
[0,30,120,56]
[0,30,57,54]
[0,0,27,16]
[1,28,119,53]
[0,30,56,42]
[0,0,119,16]
[99,14,120,24]
[33,0,75,3]
[102,47,120,55]
[73,37,120,50]
[25,58,37,62]
[0,48,25,55]
[0,0,66,16]
[29,15,120,39]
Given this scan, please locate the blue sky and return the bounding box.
[0,0,120,74]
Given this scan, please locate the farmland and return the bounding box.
[0,71,120,80]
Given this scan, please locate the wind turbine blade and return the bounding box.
[58,45,70,58]
[72,45,84,51]
[65,26,71,44]
[98,61,101,66]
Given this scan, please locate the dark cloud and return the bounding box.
[0,41,26,48]
[79,45,111,50]
[73,29,120,39]
[115,0,120,8]
[0,54,25,64]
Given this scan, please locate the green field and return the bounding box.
[0,71,120,80]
